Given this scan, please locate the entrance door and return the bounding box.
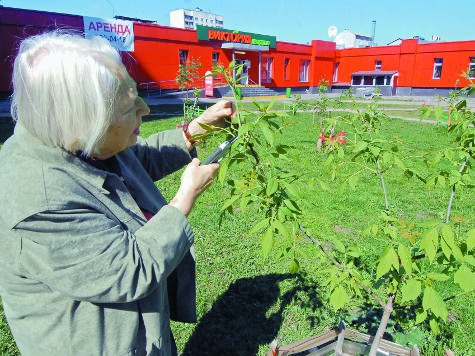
[392,75,398,96]
[235,59,249,85]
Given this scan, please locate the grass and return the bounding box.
[0,99,474,355]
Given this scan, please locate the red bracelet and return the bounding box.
[182,121,197,144]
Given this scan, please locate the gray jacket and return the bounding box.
[0,124,196,355]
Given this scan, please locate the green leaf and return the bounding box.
[420,228,439,262]
[337,147,345,159]
[400,279,421,303]
[434,105,444,120]
[238,123,254,135]
[329,285,349,311]
[266,96,277,112]
[324,154,334,167]
[218,157,230,184]
[466,228,475,250]
[220,194,241,212]
[382,151,393,163]
[454,265,475,292]
[289,259,300,274]
[422,286,448,321]
[283,181,301,199]
[283,199,300,213]
[266,178,279,196]
[415,308,428,324]
[427,272,450,281]
[258,121,275,146]
[455,99,467,110]
[376,245,399,278]
[316,178,331,192]
[249,218,270,235]
[239,195,252,211]
[441,224,455,248]
[429,317,440,335]
[352,141,368,153]
[348,175,359,191]
[369,145,381,157]
[398,244,412,275]
[332,237,346,253]
[235,63,243,77]
[261,227,274,258]
[440,234,452,260]
[437,174,446,186]
[394,156,406,171]
[464,254,475,267]
[347,246,362,258]
[272,219,291,240]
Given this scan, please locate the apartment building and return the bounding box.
[169,7,223,30]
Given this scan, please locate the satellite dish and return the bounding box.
[327,25,338,39]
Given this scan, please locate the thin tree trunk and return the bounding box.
[376,158,389,211]
[369,294,395,356]
[445,156,469,223]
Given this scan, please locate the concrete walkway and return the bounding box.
[1,93,474,119]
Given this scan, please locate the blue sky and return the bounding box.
[2,0,473,46]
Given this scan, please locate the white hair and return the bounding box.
[11,30,125,156]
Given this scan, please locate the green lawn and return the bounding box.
[0,100,473,355]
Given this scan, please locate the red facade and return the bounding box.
[1,6,475,95]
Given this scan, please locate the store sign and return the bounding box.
[83,17,134,52]
[196,25,276,48]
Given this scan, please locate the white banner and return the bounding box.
[83,17,134,52]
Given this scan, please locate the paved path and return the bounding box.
[1,93,475,119]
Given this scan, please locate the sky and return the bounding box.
[2,0,474,46]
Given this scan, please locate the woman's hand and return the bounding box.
[169,158,220,216]
[183,100,235,149]
[194,100,235,129]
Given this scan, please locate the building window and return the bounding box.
[375,76,385,85]
[352,76,362,85]
[179,50,188,65]
[262,57,273,83]
[212,52,220,67]
[433,58,443,79]
[333,62,339,82]
[375,60,382,70]
[363,76,373,85]
[284,58,290,80]
[469,57,475,79]
[299,59,310,82]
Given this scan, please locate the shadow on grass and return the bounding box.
[182,273,323,356]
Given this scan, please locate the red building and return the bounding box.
[1,6,474,97]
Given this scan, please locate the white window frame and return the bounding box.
[299,59,310,82]
[469,57,475,79]
[284,58,290,80]
[352,75,362,85]
[432,58,443,79]
[333,62,339,82]
[179,50,188,65]
[212,52,220,67]
[375,60,382,70]
[261,57,273,83]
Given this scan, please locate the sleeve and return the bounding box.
[15,204,194,304]
[129,129,197,181]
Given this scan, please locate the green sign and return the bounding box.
[196,25,276,48]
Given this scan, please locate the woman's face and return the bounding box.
[96,72,150,159]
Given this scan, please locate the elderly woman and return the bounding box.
[0,31,234,355]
